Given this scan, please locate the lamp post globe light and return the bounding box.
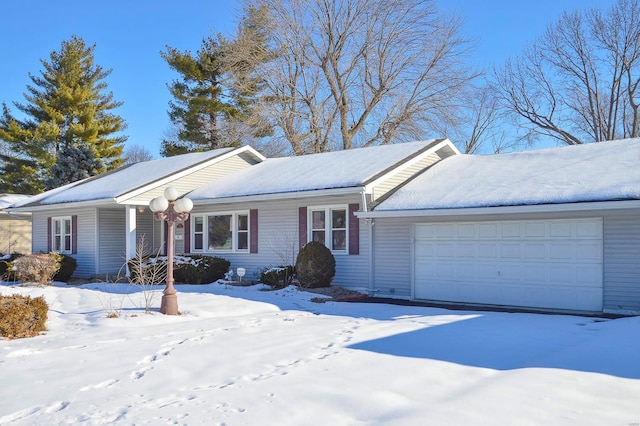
[149,187,193,315]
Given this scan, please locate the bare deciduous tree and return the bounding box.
[237,0,476,154]
[123,144,154,165]
[494,0,640,145]
[445,84,521,154]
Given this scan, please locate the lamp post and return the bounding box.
[149,187,193,315]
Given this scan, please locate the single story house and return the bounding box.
[0,194,32,254]
[357,138,640,315]
[8,137,640,315]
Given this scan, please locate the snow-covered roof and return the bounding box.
[14,148,238,208]
[188,139,445,200]
[0,194,32,210]
[374,138,640,211]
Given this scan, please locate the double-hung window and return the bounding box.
[309,206,347,253]
[191,212,250,252]
[51,217,72,253]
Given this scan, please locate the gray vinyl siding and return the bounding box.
[136,211,159,255]
[373,220,413,297]
[372,152,443,201]
[371,208,640,313]
[125,153,258,205]
[603,210,640,312]
[191,193,369,289]
[97,208,126,278]
[32,208,98,278]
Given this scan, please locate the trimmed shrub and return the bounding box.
[128,255,230,284]
[173,255,230,284]
[0,294,48,339]
[259,265,295,289]
[53,254,77,282]
[8,253,61,285]
[295,241,335,288]
[0,253,23,281]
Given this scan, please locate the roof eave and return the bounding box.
[356,199,640,218]
[191,186,366,205]
[8,198,117,213]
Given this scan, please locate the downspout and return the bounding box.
[360,188,376,297]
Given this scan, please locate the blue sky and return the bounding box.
[0,0,613,157]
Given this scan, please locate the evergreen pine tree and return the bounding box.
[46,143,103,190]
[0,35,127,194]
[160,37,240,157]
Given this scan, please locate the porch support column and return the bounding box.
[125,205,137,275]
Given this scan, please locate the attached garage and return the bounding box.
[359,138,640,314]
[412,218,603,311]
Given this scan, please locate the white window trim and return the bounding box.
[307,205,349,254]
[191,210,250,253]
[51,216,73,254]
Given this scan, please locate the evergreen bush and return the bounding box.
[259,265,295,289]
[0,294,48,339]
[173,255,230,284]
[295,241,335,288]
[53,254,77,282]
[0,253,23,280]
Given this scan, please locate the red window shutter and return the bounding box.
[71,215,78,254]
[298,206,308,249]
[184,217,191,253]
[47,217,52,252]
[250,209,258,253]
[348,204,359,255]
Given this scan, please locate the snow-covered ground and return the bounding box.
[1,281,638,425]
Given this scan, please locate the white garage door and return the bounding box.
[413,218,603,311]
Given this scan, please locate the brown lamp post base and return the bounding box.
[160,292,179,315]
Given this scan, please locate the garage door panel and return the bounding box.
[577,221,602,238]
[435,243,455,257]
[478,223,498,238]
[548,242,573,259]
[456,263,476,280]
[524,222,546,237]
[548,264,576,284]
[500,264,522,281]
[576,243,601,260]
[477,264,498,280]
[436,224,455,238]
[576,264,602,284]
[477,244,497,259]
[501,244,521,258]
[550,222,573,237]
[413,218,603,311]
[523,264,547,282]
[524,243,546,260]
[434,263,455,278]
[501,223,520,238]
[457,243,476,258]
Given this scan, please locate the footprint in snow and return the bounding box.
[80,379,119,391]
[45,401,70,413]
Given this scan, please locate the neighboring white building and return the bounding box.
[0,194,32,254]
